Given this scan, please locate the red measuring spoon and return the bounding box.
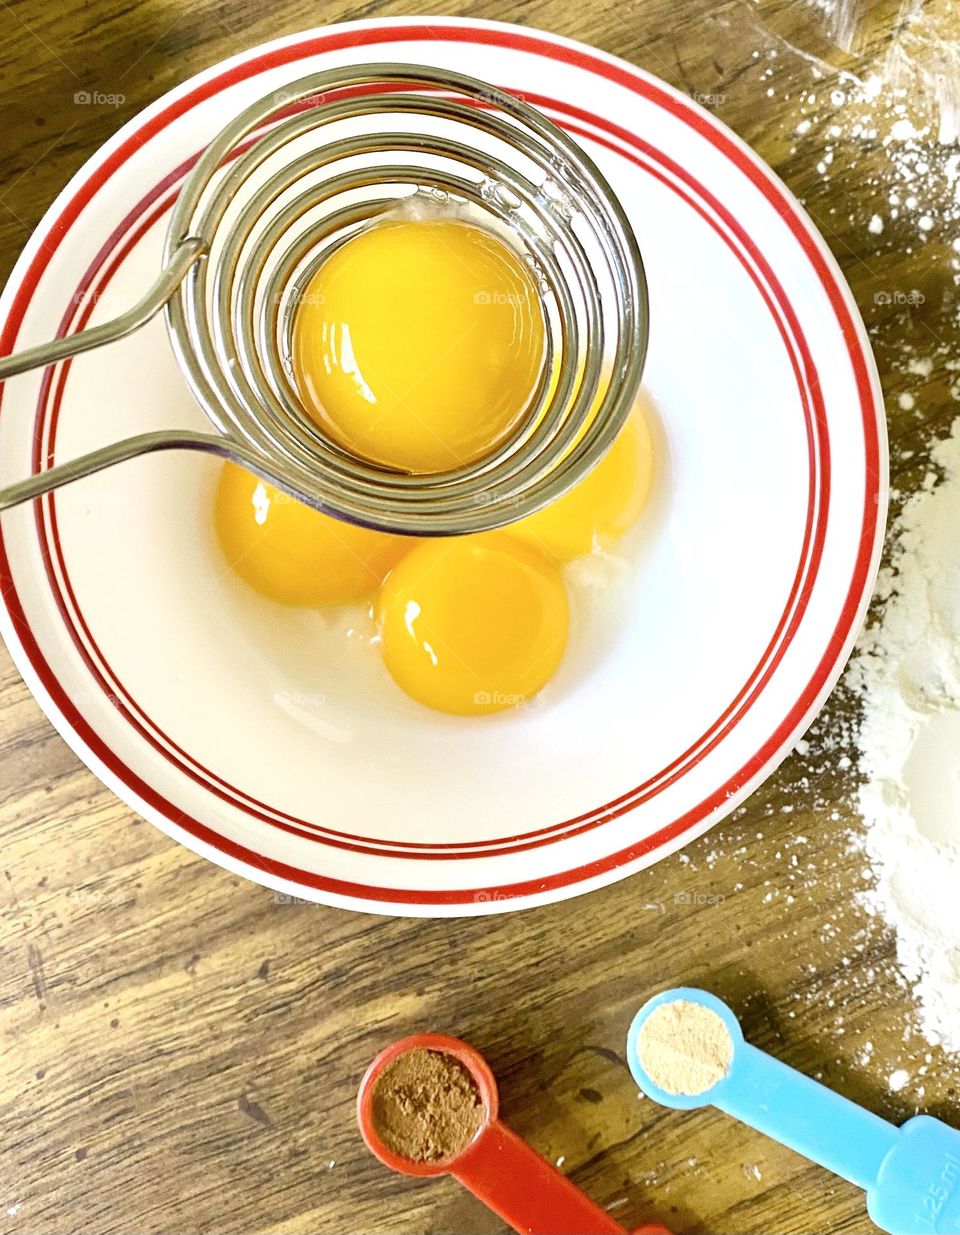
[357,1033,671,1235]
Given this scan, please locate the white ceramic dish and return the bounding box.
[0,18,886,916]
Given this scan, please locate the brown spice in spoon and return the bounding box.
[371,1048,485,1162]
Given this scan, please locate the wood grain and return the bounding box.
[2,1,959,1232]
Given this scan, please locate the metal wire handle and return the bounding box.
[0,65,648,534]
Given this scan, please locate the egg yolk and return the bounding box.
[292,217,546,474]
[511,395,656,560]
[215,461,408,605]
[377,535,569,715]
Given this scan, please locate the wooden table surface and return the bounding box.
[2,1,958,1232]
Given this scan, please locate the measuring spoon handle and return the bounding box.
[452,1118,633,1235]
[718,1042,899,1191]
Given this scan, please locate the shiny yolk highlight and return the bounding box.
[215,462,408,605]
[512,394,656,560]
[377,535,569,716]
[292,217,546,474]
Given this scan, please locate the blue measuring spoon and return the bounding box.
[626,988,960,1234]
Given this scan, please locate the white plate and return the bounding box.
[0,18,886,916]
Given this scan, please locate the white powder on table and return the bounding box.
[848,418,960,1053]
[760,1,960,269]
[638,1000,734,1095]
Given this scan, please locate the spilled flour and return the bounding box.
[849,419,960,1052]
